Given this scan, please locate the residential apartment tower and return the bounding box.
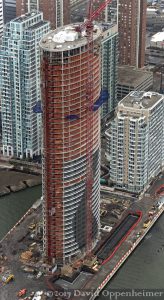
[106,91,164,192]
[101,23,118,117]
[118,0,147,68]
[0,0,3,37]
[0,11,50,157]
[3,0,16,23]
[16,0,70,28]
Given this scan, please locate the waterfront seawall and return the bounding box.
[0,169,42,197]
[89,206,164,300]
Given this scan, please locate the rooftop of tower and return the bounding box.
[119,91,163,110]
[40,23,102,52]
[118,66,153,88]
[13,11,41,23]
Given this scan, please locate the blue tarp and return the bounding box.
[33,101,42,113]
[65,114,79,120]
[92,89,109,111]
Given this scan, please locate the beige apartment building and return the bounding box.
[106,91,164,193]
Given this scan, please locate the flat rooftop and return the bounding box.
[12,11,41,23]
[118,66,153,88]
[28,20,48,30]
[40,23,102,52]
[120,91,163,109]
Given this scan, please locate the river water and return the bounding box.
[99,214,164,298]
[0,185,42,240]
[0,186,164,294]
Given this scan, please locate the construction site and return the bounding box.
[0,171,164,300]
[0,1,164,300]
[0,190,129,298]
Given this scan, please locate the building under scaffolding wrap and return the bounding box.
[40,24,102,265]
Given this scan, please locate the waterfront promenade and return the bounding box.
[71,176,164,300]
[89,205,164,300]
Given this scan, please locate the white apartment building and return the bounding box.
[106,91,164,193]
[0,11,50,158]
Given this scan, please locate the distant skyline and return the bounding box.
[16,0,70,28]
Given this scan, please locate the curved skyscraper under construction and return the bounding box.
[40,24,102,265]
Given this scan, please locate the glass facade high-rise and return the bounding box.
[0,11,50,158]
[3,0,16,23]
[88,2,118,118]
[101,24,118,117]
[0,0,3,37]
